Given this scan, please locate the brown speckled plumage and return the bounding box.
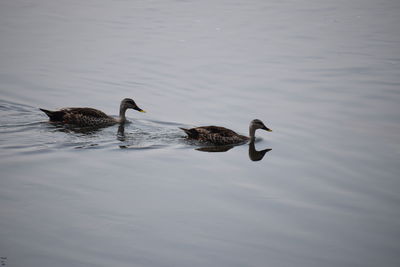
[180,126,248,145]
[180,119,272,145]
[40,98,145,127]
[60,108,116,126]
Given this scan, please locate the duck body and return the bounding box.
[40,107,118,127]
[180,119,272,146]
[40,98,145,127]
[180,126,249,145]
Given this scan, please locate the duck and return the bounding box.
[180,119,272,145]
[40,98,145,127]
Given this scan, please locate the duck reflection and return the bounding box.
[248,141,271,161]
[195,140,271,162]
[44,121,107,134]
[196,145,235,153]
[117,123,126,141]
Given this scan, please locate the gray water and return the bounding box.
[1,0,400,266]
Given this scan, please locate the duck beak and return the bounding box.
[134,106,146,113]
[262,126,272,132]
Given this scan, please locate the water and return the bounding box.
[1,0,400,266]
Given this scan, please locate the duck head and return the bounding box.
[250,119,272,132]
[249,119,272,141]
[121,98,146,113]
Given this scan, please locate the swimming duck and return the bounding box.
[40,98,145,127]
[180,119,272,145]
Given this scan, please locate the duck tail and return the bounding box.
[179,127,199,139]
[39,108,65,121]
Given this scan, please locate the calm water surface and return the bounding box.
[1,0,400,266]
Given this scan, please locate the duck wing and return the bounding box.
[196,126,239,137]
[201,126,252,145]
[60,107,116,126]
[180,126,238,138]
[60,107,109,118]
[40,107,109,121]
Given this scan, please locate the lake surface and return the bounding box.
[1,0,400,266]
